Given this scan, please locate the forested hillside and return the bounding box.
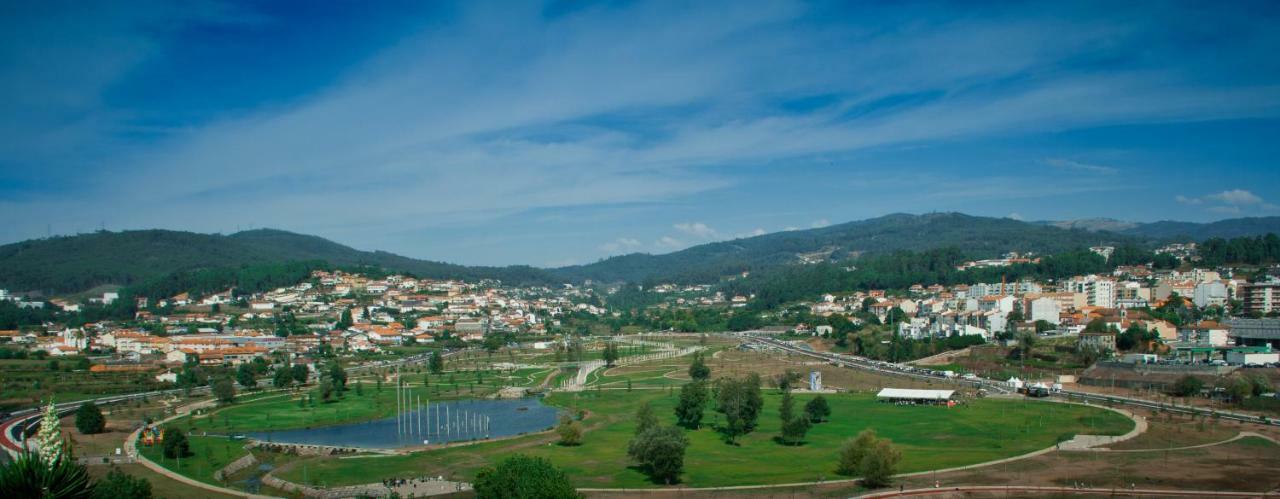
[0,229,557,295]
[555,213,1139,283]
[4,214,1280,296]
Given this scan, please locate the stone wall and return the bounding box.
[261,474,390,498]
[213,453,257,482]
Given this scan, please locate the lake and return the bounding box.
[246,398,560,449]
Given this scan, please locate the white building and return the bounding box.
[1192,281,1229,308]
[1029,297,1061,325]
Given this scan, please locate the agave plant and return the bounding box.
[0,449,94,499]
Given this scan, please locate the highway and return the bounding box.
[741,334,1280,428]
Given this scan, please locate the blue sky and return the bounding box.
[2,1,1279,266]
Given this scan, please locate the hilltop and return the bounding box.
[4,213,1280,294]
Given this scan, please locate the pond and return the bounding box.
[246,398,560,449]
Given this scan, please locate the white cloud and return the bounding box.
[674,222,720,239]
[598,237,642,253]
[1042,158,1118,175]
[1177,189,1278,215]
[810,219,830,228]
[1174,195,1202,205]
[1205,189,1263,206]
[655,236,683,249]
[734,227,767,238]
[1006,212,1025,221]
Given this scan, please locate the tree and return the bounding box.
[804,395,831,423]
[778,391,810,445]
[0,449,94,499]
[674,381,708,429]
[236,364,256,389]
[780,412,811,446]
[602,342,619,367]
[161,429,190,459]
[75,402,106,435]
[1222,377,1252,404]
[472,454,581,499]
[1172,375,1204,397]
[91,467,152,499]
[326,363,348,393]
[687,352,710,381]
[861,439,903,488]
[555,415,583,446]
[714,374,763,443]
[212,378,236,404]
[627,425,689,484]
[429,350,445,374]
[635,401,659,436]
[336,308,353,330]
[272,367,293,389]
[291,364,309,384]
[836,429,901,488]
[1247,374,1273,397]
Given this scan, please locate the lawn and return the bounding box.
[276,390,1133,488]
[136,435,250,487]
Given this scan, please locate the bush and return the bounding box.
[555,415,583,446]
[836,429,901,488]
[1171,375,1204,397]
[75,402,106,435]
[91,468,151,499]
[472,455,580,499]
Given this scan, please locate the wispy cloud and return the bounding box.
[1177,189,1279,214]
[598,237,641,253]
[1042,158,1118,175]
[674,222,720,239]
[3,1,1280,263]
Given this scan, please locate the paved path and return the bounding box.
[127,398,277,499]
[1056,404,1147,451]
[857,485,1276,498]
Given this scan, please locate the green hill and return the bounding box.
[554,213,1140,283]
[0,229,556,295]
[5,213,1279,295]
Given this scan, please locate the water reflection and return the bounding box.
[246,398,559,449]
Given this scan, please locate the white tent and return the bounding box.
[875,388,955,401]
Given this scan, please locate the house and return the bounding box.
[1178,321,1231,347]
[1078,331,1117,351]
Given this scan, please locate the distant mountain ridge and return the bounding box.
[3,213,1278,294]
[1037,216,1280,240]
[0,229,557,295]
[554,213,1139,283]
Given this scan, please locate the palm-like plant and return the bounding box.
[0,449,94,499]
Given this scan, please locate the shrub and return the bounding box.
[472,455,580,499]
[75,402,106,435]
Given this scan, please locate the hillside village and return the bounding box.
[2,240,1280,389]
[0,270,615,382]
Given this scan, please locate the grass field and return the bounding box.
[275,390,1133,488]
[136,435,250,486]
[87,463,243,499]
